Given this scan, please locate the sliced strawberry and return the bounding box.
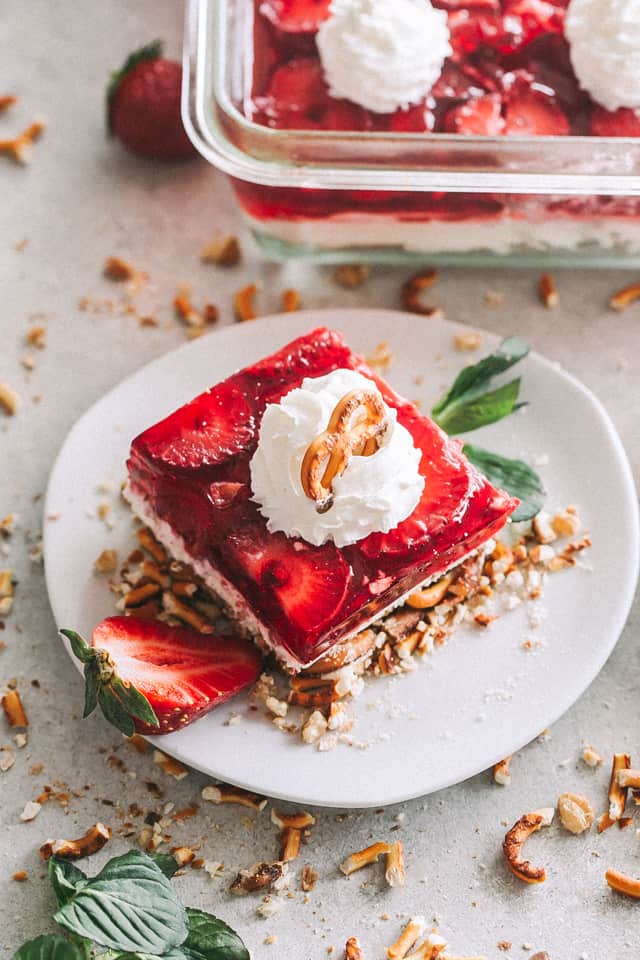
[443,93,504,134]
[260,0,331,33]
[503,77,569,135]
[63,618,263,735]
[324,99,371,132]
[137,380,255,470]
[503,0,565,46]
[390,101,436,133]
[431,62,488,101]
[264,57,328,127]
[227,526,350,634]
[591,106,640,138]
[447,11,525,57]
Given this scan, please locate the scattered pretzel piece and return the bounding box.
[0,382,21,415]
[334,264,370,288]
[616,769,640,790]
[234,283,258,322]
[340,841,391,876]
[153,750,188,780]
[538,273,558,309]
[2,690,28,728]
[230,860,286,895]
[605,868,640,899]
[406,574,453,610]
[0,95,18,112]
[345,937,365,960]
[126,733,149,754]
[405,934,448,960]
[200,235,241,267]
[402,268,440,315]
[39,822,111,861]
[609,282,640,312]
[301,864,319,891]
[103,256,137,282]
[136,527,168,564]
[385,841,406,887]
[279,826,302,862]
[365,341,394,370]
[172,845,196,867]
[557,793,593,834]
[202,783,267,812]
[608,753,631,821]
[94,549,118,575]
[282,289,301,312]
[386,916,426,960]
[454,332,482,352]
[597,812,616,834]
[162,590,215,633]
[581,744,603,768]
[502,808,554,884]
[493,756,512,786]
[271,809,316,830]
[0,120,44,164]
[122,582,161,608]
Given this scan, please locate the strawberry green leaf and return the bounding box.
[435,379,522,435]
[463,444,544,521]
[54,850,188,954]
[12,936,85,960]
[106,40,164,134]
[432,336,529,417]
[98,687,135,738]
[49,858,88,908]
[111,678,159,729]
[61,630,93,664]
[83,662,100,719]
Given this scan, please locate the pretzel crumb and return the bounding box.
[0,120,45,164]
[153,750,188,780]
[282,289,301,312]
[581,744,603,768]
[230,860,287,895]
[454,332,482,352]
[2,689,28,727]
[365,341,394,370]
[104,256,137,282]
[605,867,640,899]
[200,235,241,267]
[538,273,558,309]
[202,783,267,811]
[0,95,18,111]
[40,822,111,861]
[271,809,316,830]
[20,800,41,822]
[0,382,21,416]
[126,733,149,754]
[25,325,46,349]
[386,916,426,960]
[234,283,258,322]
[607,753,631,822]
[94,549,118,575]
[333,264,370,288]
[340,841,391,876]
[12,870,28,882]
[385,841,406,887]
[345,938,364,959]
[280,826,302,862]
[402,269,440,315]
[172,845,196,867]
[493,756,512,786]
[301,864,318,891]
[403,932,448,959]
[557,793,593,834]
[609,282,640,312]
[502,808,554,883]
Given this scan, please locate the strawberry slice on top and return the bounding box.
[260,0,331,33]
[62,617,263,736]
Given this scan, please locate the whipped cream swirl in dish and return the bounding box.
[316,0,451,115]
[565,0,640,111]
[250,369,424,548]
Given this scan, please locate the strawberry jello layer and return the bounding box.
[125,328,517,670]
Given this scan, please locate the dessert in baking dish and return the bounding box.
[124,327,517,670]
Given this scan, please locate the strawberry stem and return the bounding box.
[106,39,164,134]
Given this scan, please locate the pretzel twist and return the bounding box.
[301,389,389,510]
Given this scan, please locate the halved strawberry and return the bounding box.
[264,57,329,128]
[260,0,331,33]
[591,106,640,138]
[503,78,569,135]
[62,617,263,735]
[137,381,255,470]
[390,101,436,133]
[443,93,505,134]
[227,527,350,634]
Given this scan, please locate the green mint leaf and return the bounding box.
[49,858,88,908]
[463,444,545,521]
[146,852,180,879]
[436,379,522,436]
[12,936,85,960]
[111,678,159,729]
[179,908,250,960]
[83,662,100,719]
[98,687,135,738]
[61,630,93,665]
[432,336,529,417]
[54,850,188,954]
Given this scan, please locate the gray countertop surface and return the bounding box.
[2,2,640,958]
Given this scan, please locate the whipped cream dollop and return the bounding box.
[566,0,640,111]
[316,0,451,115]
[250,369,424,548]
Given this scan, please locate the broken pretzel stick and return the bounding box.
[502,807,554,884]
[271,809,316,830]
[406,574,453,610]
[40,823,112,861]
[605,868,640,900]
[385,841,406,887]
[202,783,267,812]
[279,826,302,862]
[386,917,426,960]
[340,840,391,876]
[2,690,28,728]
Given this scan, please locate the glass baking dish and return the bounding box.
[182,0,640,266]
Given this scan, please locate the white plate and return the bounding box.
[44,310,639,808]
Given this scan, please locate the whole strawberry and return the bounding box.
[107,40,195,160]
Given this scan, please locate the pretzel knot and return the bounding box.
[300,389,390,512]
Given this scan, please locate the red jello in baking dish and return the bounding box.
[182,0,640,263]
[125,328,517,670]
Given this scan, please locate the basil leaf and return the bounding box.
[463,444,545,521]
[179,908,250,960]
[98,687,135,738]
[146,852,180,879]
[54,850,188,954]
[111,678,159,729]
[49,858,88,907]
[12,936,85,960]
[432,336,529,416]
[436,379,522,436]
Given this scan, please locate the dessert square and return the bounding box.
[125,327,517,670]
